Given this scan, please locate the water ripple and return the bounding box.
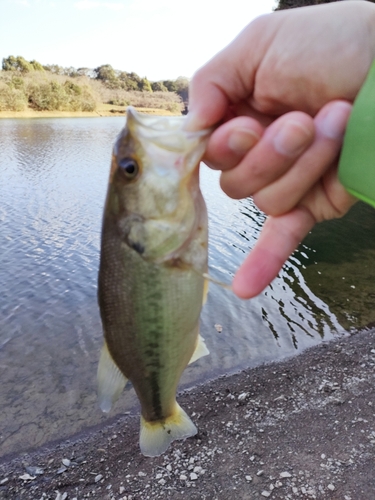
[1,118,375,459]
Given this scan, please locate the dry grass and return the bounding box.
[89,79,183,112]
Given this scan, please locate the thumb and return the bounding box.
[185,64,231,131]
[186,18,268,131]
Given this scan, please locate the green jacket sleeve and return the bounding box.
[338,60,375,209]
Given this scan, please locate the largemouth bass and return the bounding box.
[97,107,210,457]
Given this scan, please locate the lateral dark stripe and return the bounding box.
[150,371,163,420]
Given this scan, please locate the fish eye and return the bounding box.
[118,157,139,179]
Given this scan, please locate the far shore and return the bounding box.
[0,104,180,119]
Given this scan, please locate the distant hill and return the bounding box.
[0,56,188,114]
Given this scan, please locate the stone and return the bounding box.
[280,471,292,478]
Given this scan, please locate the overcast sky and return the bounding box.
[1,0,276,81]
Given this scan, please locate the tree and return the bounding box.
[2,55,34,72]
[151,81,168,92]
[94,64,117,82]
[29,60,44,71]
[275,0,374,9]
[62,66,79,77]
[138,77,152,92]
[43,64,64,75]
[116,72,152,92]
[76,67,94,78]
[162,80,178,92]
[174,76,189,103]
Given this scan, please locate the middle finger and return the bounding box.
[220,111,315,199]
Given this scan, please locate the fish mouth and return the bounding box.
[126,106,212,154]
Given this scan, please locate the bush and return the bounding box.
[28,81,67,110]
[107,99,128,106]
[90,80,183,112]
[26,79,96,112]
[6,75,25,90]
[0,83,27,111]
[64,80,82,96]
[77,87,96,111]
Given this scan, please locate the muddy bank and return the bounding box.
[1,328,375,499]
[0,106,178,119]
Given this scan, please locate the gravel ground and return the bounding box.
[1,327,375,500]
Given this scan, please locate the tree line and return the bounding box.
[275,0,375,9]
[1,56,188,103]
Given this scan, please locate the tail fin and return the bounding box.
[139,403,197,457]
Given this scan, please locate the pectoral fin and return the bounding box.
[188,334,210,365]
[97,341,128,413]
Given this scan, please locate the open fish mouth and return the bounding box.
[125,106,212,153]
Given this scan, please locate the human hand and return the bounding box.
[188,1,375,129]
[222,101,356,298]
[187,1,373,298]
[203,99,356,298]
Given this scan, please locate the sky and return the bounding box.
[0,0,277,81]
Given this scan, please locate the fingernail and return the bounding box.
[273,120,312,156]
[318,102,351,139]
[228,128,260,154]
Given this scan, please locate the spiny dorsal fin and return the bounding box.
[97,341,128,413]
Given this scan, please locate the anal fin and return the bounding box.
[139,403,197,457]
[97,341,128,413]
[188,334,209,365]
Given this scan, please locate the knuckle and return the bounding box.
[220,173,246,200]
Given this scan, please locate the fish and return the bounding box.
[97,107,211,457]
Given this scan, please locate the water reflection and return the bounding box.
[0,117,374,460]
[296,202,375,330]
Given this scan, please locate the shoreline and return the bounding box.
[0,106,180,119]
[1,327,375,499]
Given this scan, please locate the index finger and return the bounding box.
[232,207,316,299]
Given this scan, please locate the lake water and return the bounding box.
[1,117,375,460]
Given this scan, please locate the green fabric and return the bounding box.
[338,60,375,208]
